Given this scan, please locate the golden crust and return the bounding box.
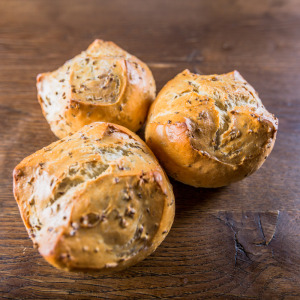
[145,70,278,188]
[37,40,156,138]
[13,122,174,272]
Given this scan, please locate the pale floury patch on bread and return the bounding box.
[145,70,278,188]
[13,122,174,272]
[37,40,156,138]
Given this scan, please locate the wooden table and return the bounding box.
[1,0,299,298]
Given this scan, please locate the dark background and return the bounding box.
[0,0,299,299]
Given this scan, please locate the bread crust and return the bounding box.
[13,122,174,272]
[37,40,156,138]
[145,70,278,188]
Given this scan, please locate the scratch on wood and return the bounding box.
[256,213,266,245]
[233,233,252,266]
[259,210,280,245]
[216,212,252,266]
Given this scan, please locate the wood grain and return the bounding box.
[1,0,299,298]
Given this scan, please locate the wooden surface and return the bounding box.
[1,0,300,299]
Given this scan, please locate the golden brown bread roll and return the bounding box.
[13,122,174,272]
[145,70,278,188]
[37,40,156,139]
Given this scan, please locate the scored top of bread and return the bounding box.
[13,122,174,272]
[37,40,156,138]
[145,70,278,187]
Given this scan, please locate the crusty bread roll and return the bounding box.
[37,40,156,139]
[145,70,278,188]
[13,122,174,272]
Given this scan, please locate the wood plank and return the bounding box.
[1,211,299,298]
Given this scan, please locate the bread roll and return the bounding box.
[145,70,278,188]
[13,122,174,272]
[37,40,156,138]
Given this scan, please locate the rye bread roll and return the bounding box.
[13,122,174,272]
[37,40,156,138]
[145,70,278,188]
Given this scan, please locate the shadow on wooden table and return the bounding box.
[171,179,226,212]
